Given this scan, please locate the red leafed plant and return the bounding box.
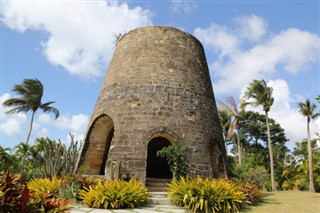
[36,194,72,213]
[0,173,37,213]
[237,182,262,205]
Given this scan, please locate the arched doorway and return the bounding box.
[79,115,114,175]
[147,137,172,179]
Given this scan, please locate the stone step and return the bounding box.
[146,177,171,192]
[147,197,172,205]
[146,178,171,183]
[148,191,171,205]
[148,187,167,192]
[146,182,168,187]
[146,181,168,187]
[148,191,168,198]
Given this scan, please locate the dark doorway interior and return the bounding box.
[147,137,172,179]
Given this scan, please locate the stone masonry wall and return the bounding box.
[77,26,226,182]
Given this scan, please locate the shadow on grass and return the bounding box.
[240,193,281,212]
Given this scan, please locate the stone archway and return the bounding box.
[79,114,114,175]
[147,137,173,179]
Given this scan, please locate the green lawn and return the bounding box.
[241,191,320,213]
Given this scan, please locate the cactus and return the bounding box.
[33,134,81,178]
[114,161,121,179]
[105,160,121,180]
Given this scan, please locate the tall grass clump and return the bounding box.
[167,177,246,213]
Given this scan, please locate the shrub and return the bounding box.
[28,177,61,201]
[167,177,246,213]
[157,139,189,179]
[28,177,72,212]
[79,177,148,209]
[237,182,261,205]
[77,175,108,190]
[35,194,72,213]
[0,173,37,213]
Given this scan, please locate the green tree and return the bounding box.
[3,79,59,145]
[297,99,319,192]
[282,139,320,192]
[14,142,32,176]
[244,79,276,191]
[218,97,246,165]
[0,146,19,173]
[218,108,232,156]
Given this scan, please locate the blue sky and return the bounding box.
[1,0,319,150]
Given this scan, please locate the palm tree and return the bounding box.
[0,146,12,172]
[14,142,32,175]
[3,79,59,145]
[218,108,231,156]
[244,79,276,191]
[218,97,246,165]
[297,99,319,192]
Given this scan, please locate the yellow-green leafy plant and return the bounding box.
[167,177,246,213]
[28,177,61,201]
[79,177,148,209]
[28,176,72,212]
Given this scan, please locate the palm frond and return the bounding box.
[40,102,60,119]
[218,99,234,115]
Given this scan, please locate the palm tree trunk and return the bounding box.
[25,111,35,145]
[307,119,315,192]
[236,131,242,165]
[265,111,276,191]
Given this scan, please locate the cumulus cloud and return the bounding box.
[0,93,27,136]
[194,23,240,57]
[37,113,89,134]
[235,14,267,41]
[53,114,89,133]
[194,16,320,94]
[242,79,320,147]
[171,0,198,14]
[1,0,152,79]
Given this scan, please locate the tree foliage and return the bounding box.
[0,135,80,180]
[243,79,276,191]
[157,139,189,180]
[3,79,59,146]
[297,98,319,192]
[282,139,320,192]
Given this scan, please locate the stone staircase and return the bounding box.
[146,178,171,205]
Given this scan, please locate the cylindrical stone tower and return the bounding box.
[77,26,226,182]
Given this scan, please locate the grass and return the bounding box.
[241,190,320,213]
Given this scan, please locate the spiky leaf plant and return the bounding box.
[79,177,148,209]
[167,177,246,213]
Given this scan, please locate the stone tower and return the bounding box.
[77,26,226,182]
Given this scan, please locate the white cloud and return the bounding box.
[194,23,240,57]
[1,0,152,79]
[38,113,52,125]
[171,0,198,14]
[241,79,320,147]
[235,14,267,41]
[54,114,89,133]
[1,93,27,136]
[34,127,50,139]
[195,20,320,93]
